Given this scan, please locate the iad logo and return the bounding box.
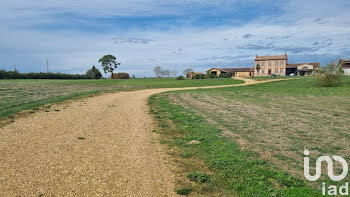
[304,150,348,181]
[304,150,349,196]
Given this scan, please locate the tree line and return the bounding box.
[0,66,102,80]
[0,54,122,80]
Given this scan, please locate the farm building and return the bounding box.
[339,59,350,75]
[207,68,255,77]
[254,53,320,76]
[186,72,203,78]
[286,63,320,76]
[206,53,320,78]
[254,54,288,76]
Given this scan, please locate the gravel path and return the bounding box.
[0,78,283,196]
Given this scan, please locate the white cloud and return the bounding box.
[0,0,349,76]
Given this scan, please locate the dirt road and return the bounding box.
[0,78,283,196]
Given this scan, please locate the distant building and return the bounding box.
[186,72,202,78]
[207,68,254,77]
[286,63,320,76]
[205,53,320,78]
[339,59,350,75]
[254,53,288,76]
[254,53,320,76]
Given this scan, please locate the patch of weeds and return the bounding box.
[152,129,156,133]
[180,151,193,158]
[77,137,86,140]
[176,187,192,195]
[159,123,169,129]
[333,113,341,116]
[54,109,60,112]
[28,111,35,114]
[187,172,210,183]
[45,110,50,112]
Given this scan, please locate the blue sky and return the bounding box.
[1,0,350,77]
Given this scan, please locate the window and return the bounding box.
[262,69,265,74]
[280,68,283,73]
[269,61,271,67]
[280,61,284,66]
[275,61,279,66]
[262,62,265,66]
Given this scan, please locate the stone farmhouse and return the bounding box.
[207,53,320,77]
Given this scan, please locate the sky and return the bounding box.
[1,0,350,77]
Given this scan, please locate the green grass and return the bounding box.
[149,77,350,196]
[0,78,243,119]
[149,93,321,196]
[250,76,295,81]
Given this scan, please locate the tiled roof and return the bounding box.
[209,67,254,72]
[286,63,320,68]
[255,54,288,61]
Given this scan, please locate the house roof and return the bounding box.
[208,67,254,72]
[255,53,288,61]
[286,62,320,68]
[340,59,350,63]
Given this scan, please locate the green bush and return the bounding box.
[176,76,185,80]
[176,187,192,195]
[187,172,211,183]
[192,74,207,79]
[207,73,218,78]
[219,73,232,78]
[317,62,343,87]
[86,66,102,79]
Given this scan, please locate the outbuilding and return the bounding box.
[339,59,350,75]
[207,68,255,77]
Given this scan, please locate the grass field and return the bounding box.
[0,78,243,119]
[149,77,350,196]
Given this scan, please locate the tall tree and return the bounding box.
[86,65,102,79]
[160,70,165,77]
[171,69,178,77]
[99,55,120,77]
[153,66,161,77]
[183,68,193,75]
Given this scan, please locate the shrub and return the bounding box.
[187,172,210,183]
[207,73,218,78]
[192,74,207,79]
[219,72,232,78]
[112,73,130,79]
[176,76,185,80]
[86,66,102,79]
[176,187,192,195]
[317,62,343,87]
